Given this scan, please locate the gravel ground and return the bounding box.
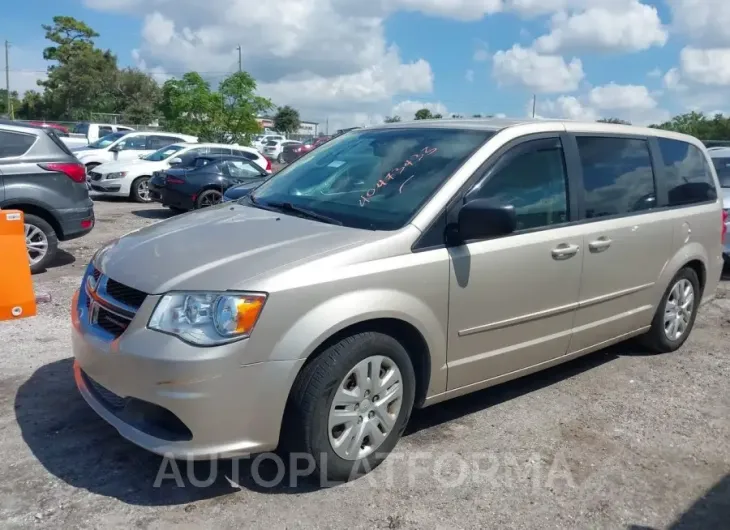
[0,198,729,530]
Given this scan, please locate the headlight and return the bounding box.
[106,172,127,179]
[148,292,266,346]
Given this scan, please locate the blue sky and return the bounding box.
[2,1,728,129]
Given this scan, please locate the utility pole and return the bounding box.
[4,40,11,119]
[531,94,536,118]
[236,45,242,72]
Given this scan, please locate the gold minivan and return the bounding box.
[72,119,726,482]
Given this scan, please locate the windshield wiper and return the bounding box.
[260,200,343,226]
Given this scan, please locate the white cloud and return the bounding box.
[647,68,662,78]
[666,0,730,47]
[588,83,657,111]
[533,0,667,54]
[391,99,448,120]
[465,69,474,82]
[534,83,670,125]
[492,45,584,93]
[677,47,730,87]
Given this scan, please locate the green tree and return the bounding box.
[432,113,443,119]
[113,68,162,125]
[598,117,631,125]
[648,111,730,140]
[472,113,482,118]
[0,89,21,118]
[15,90,46,119]
[161,71,272,144]
[384,115,401,123]
[273,105,301,134]
[414,108,433,120]
[38,16,119,120]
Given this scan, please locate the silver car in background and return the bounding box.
[72,119,725,482]
[708,147,730,261]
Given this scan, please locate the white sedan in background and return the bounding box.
[87,142,270,202]
[263,139,302,163]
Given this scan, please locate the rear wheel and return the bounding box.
[283,332,416,483]
[23,214,58,274]
[196,189,223,209]
[277,153,285,163]
[641,267,701,353]
[131,176,152,203]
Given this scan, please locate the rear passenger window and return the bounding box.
[99,126,113,136]
[711,157,730,188]
[658,138,718,205]
[0,130,36,158]
[576,137,656,218]
[470,138,569,231]
[232,149,256,161]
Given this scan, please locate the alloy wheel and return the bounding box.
[664,278,695,341]
[25,223,49,266]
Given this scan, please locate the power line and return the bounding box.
[5,41,12,119]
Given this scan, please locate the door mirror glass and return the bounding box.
[457,199,517,242]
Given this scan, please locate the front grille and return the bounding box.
[83,371,128,411]
[105,278,146,308]
[96,306,132,336]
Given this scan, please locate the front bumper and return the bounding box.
[71,266,304,459]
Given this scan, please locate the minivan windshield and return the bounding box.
[711,157,730,188]
[87,131,127,149]
[143,144,185,161]
[248,127,494,230]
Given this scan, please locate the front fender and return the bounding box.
[267,288,447,398]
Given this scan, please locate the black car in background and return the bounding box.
[148,154,269,212]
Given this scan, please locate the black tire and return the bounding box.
[641,267,701,353]
[131,176,152,203]
[277,153,285,164]
[23,214,58,275]
[283,332,416,484]
[195,189,223,209]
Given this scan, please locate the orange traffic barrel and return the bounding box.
[0,210,37,321]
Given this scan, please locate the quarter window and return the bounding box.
[469,138,569,231]
[658,138,718,204]
[0,130,36,158]
[711,157,730,188]
[576,137,656,218]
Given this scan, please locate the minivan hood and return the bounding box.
[95,203,377,293]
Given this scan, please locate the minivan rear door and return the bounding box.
[566,134,673,353]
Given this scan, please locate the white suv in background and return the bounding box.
[76,131,198,173]
[252,134,286,151]
[87,143,271,202]
[263,139,302,163]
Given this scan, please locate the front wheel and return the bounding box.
[277,153,285,164]
[284,332,416,483]
[131,176,152,203]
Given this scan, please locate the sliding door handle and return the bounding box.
[588,237,612,253]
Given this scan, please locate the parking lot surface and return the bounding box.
[0,198,728,529]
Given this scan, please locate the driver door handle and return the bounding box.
[588,237,612,253]
[551,243,580,260]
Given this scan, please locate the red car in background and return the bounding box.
[280,135,331,164]
[28,121,70,136]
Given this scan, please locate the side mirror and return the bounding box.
[456,199,517,242]
[109,144,120,152]
[169,157,183,165]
